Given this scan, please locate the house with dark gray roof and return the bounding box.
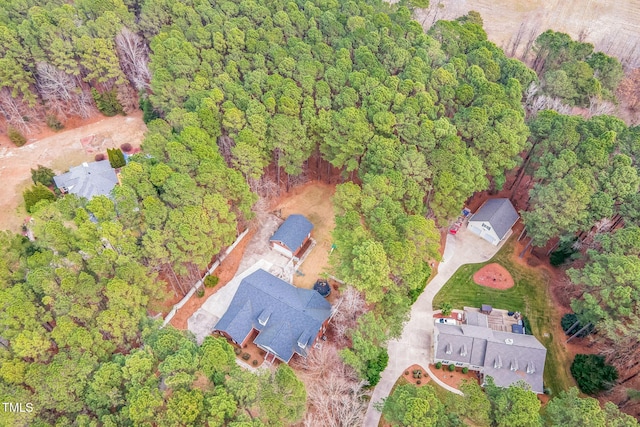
[53,160,118,200]
[269,214,313,259]
[213,269,332,363]
[467,198,519,245]
[434,320,547,393]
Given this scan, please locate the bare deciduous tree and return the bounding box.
[0,87,42,133]
[115,27,151,91]
[36,62,94,119]
[293,344,368,427]
[331,286,367,347]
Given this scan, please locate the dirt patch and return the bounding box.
[0,111,147,232]
[429,364,479,390]
[473,263,515,289]
[402,364,431,387]
[275,182,337,289]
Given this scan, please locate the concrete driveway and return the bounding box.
[363,226,506,426]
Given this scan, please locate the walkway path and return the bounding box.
[363,226,506,427]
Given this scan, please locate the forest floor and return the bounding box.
[0,111,147,232]
[273,181,336,289]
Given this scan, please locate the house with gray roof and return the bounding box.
[53,160,118,200]
[269,214,314,259]
[434,318,547,393]
[213,269,332,363]
[467,198,519,245]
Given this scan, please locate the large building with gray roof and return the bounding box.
[467,198,519,245]
[434,317,547,393]
[53,160,118,200]
[213,269,332,363]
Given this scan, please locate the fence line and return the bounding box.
[161,228,249,328]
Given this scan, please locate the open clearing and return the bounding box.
[276,182,336,289]
[433,233,575,395]
[0,112,146,232]
[413,0,640,68]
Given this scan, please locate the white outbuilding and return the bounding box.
[467,198,519,245]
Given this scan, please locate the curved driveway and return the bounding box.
[363,227,507,427]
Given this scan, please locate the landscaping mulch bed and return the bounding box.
[402,364,431,387]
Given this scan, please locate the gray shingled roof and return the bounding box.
[469,199,519,240]
[53,160,118,200]
[270,214,313,251]
[214,269,332,362]
[435,323,547,393]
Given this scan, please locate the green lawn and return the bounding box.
[433,239,575,396]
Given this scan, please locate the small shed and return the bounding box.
[481,304,493,314]
[468,199,519,246]
[270,214,313,259]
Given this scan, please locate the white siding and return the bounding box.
[468,220,500,246]
[271,243,293,258]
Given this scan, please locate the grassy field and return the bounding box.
[433,239,575,396]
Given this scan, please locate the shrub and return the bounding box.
[561,313,593,337]
[441,302,453,316]
[252,360,258,366]
[571,354,618,394]
[204,275,219,288]
[46,115,63,131]
[196,288,205,298]
[462,367,469,374]
[120,142,133,153]
[521,316,533,335]
[408,280,427,303]
[23,183,56,213]
[550,238,577,266]
[107,147,126,169]
[365,348,389,386]
[92,88,124,116]
[241,353,250,361]
[416,380,421,385]
[404,371,409,376]
[30,165,55,187]
[141,95,160,123]
[8,127,26,147]
[234,347,241,355]
[95,153,106,161]
[435,362,442,369]
[448,364,455,372]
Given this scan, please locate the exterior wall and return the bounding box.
[468,221,500,245]
[271,241,293,258]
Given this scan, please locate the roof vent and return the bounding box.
[494,355,502,369]
[505,338,514,345]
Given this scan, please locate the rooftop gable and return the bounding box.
[269,214,313,251]
[469,198,519,240]
[53,160,118,200]
[214,269,331,362]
